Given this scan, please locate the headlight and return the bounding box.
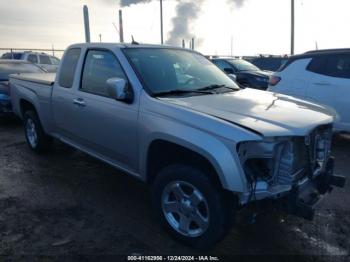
[237,137,308,185]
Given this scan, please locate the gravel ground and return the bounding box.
[0,118,349,261]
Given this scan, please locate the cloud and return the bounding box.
[166,0,204,46]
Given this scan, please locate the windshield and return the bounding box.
[123,48,239,95]
[227,59,260,72]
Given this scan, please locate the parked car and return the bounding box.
[0,60,46,116]
[246,55,289,72]
[10,43,345,248]
[211,57,272,90]
[268,49,350,133]
[1,51,60,72]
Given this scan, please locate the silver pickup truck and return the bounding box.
[10,43,345,248]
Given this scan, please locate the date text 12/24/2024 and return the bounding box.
[127,256,220,261]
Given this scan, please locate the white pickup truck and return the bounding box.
[9,43,345,248]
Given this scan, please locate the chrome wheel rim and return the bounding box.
[161,181,209,237]
[26,118,38,148]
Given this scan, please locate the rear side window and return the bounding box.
[39,55,52,65]
[212,60,232,71]
[81,49,127,97]
[12,53,23,60]
[58,48,81,88]
[50,57,60,65]
[1,53,12,59]
[28,54,38,63]
[307,54,350,79]
[2,53,22,59]
[307,56,327,75]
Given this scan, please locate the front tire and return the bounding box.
[23,110,52,153]
[152,164,234,249]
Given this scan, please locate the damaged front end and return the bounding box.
[238,124,346,220]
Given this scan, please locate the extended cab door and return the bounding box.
[58,48,139,173]
[52,48,83,140]
[306,53,350,131]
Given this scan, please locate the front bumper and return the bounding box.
[281,157,345,220]
[240,157,346,220]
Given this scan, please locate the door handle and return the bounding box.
[313,82,331,86]
[73,98,86,107]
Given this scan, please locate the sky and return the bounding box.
[0,0,349,57]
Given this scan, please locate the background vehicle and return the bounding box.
[0,60,46,116]
[245,55,288,72]
[9,43,345,248]
[268,49,350,133]
[1,51,60,72]
[211,57,272,90]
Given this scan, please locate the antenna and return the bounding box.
[131,35,139,45]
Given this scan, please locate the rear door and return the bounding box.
[52,48,82,139]
[307,53,350,131]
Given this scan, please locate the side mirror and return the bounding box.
[228,74,237,82]
[224,67,235,74]
[106,78,133,103]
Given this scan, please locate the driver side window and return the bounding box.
[81,50,127,97]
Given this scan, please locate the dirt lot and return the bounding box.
[0,118,349,260]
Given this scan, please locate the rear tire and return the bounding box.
[23,110,52,153]
[152,164,235,249]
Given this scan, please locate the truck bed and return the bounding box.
[10,73,56,86]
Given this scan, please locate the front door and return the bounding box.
[69,49,139,172]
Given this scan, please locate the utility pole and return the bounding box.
[230,36,233,57]
[291,0,295,55]
[160,0,164,44]
[119,10,124,43]
[99,34,102,43]
[83,5,91,43]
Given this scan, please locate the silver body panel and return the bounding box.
[9,43,335,203]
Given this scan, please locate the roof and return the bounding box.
[304,48,350,55]
[68,42,197,52]
[279,48,350,71]
[211,57,240,60]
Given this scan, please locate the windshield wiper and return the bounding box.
[198,84,238,92]
[154,89,213,97]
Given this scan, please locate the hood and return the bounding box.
[160,88,335,137]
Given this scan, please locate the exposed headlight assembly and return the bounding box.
[237,137,308,186]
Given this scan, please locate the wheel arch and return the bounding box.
[146,139,222,188]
